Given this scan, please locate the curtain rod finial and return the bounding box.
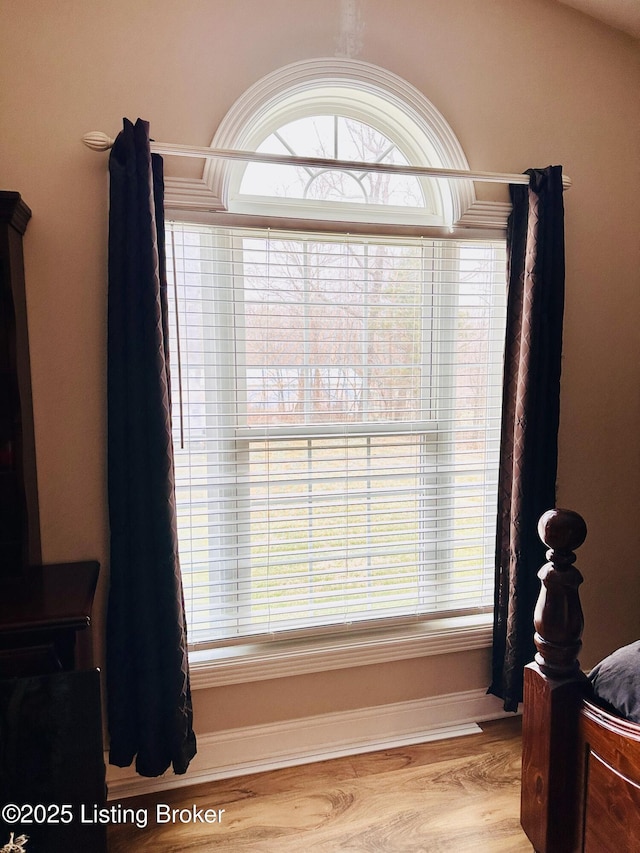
[83,131,114,152]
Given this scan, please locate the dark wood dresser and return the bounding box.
[0,193,107,852]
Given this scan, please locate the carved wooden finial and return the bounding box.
[533,508,587,677]
[538,507,587,558]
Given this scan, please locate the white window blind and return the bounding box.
[166,222,506,648]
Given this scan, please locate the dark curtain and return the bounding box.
[489,166,565,712]
[106,118,197,776]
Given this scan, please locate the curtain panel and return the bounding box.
[489,166,566,712]
[107,118,196,776]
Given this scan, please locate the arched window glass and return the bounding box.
[239,114,426,208]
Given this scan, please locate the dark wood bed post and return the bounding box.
[521,507,589,853]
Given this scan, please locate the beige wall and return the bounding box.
[1,0,639,738]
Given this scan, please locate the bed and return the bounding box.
[520,508,640,852]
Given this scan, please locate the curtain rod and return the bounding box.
[82,131,572,189]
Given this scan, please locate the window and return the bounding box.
[166,62,507,649]
[232,113,443,224]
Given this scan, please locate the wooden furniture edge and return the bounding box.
[520,508,588,853]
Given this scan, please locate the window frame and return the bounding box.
[162,59,510,678]
[168,223,507,654]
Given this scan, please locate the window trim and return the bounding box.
[164,208,508,242]
[195,59,479,226]
[188,611,493,688]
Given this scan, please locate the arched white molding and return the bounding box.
[202,58,477,227]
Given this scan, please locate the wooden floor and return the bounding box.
[108,717,531,852]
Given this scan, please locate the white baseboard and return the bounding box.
[106,688,509,800]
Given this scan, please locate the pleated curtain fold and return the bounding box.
[489,166,566,712]
[106,118,196,776]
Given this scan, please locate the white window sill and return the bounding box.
[188,614,493,689]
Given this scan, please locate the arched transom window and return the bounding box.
[203,58,478,227]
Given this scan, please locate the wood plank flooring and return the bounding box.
[107,717,531,852]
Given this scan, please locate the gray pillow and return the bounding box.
[589,640,640,723]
